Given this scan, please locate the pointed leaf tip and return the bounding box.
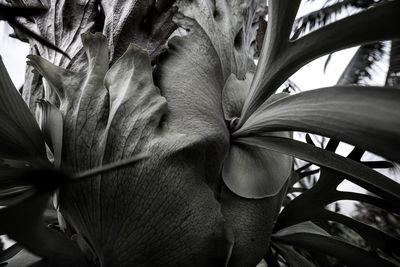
[0,58,47,160]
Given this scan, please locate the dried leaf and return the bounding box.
[101,0,178,63]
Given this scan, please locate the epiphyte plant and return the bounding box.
[0,0,400,266]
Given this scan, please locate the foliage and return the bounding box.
[354,202,400,240]
[0,2,68,57]
[0,0,399,266]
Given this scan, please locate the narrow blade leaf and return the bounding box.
[0,58,47,161]
[235,86,400,163]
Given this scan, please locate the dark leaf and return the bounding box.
[0,3,46,18]
[323,53,332,73]
[0,243,23,263]
[0,171,87,266]
[0,57,47,161]
[318,210,400,255]
[273,232,397,267]
[272,243,316,267]
[331,191,400,215]
[362,160,394,169]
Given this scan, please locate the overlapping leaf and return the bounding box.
[8,0,100,109]
[386,40,400,87]
[234,86,400,163]
[9,0,99,68]
[236,136,400,203]
[273,232,397,267]
[0,174,88,267]
[0,58,46,161]
[272,243,316,267]
[11,0,400,266]
[35,99,63,168]
[222,76,293,198]
[29,32,234,266]
[175,0,266,80]
[216,74,293,265]
[101,0,178,63]
[0,2,69,58]
[238,0,400,125]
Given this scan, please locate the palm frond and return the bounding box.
[282,79,301,93]
[292,1,353,39]
[386,40,400,87]
[293,0,387,39]
[337,42,385,85]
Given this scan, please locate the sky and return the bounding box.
[0,22,30,88]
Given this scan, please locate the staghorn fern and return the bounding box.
[0,0,399,266]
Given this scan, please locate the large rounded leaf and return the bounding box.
[223,138,292,199]
[223,88,292,199]
[220,77,292,265]
[32,33,234,266]
[155,15,230,192]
